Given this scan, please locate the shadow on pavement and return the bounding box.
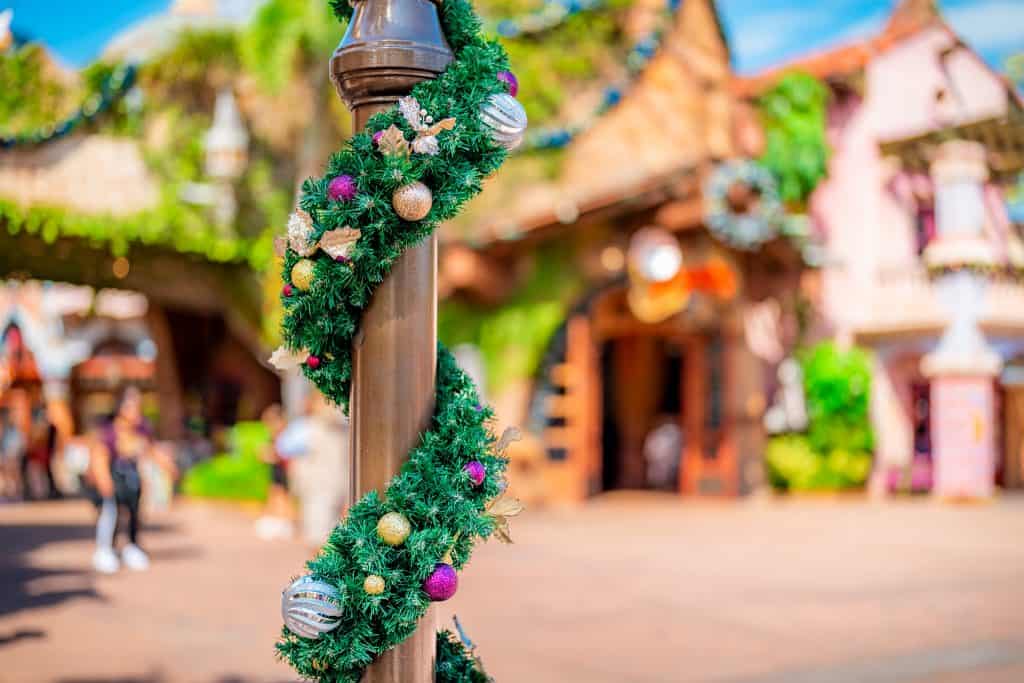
[0,502,181,629]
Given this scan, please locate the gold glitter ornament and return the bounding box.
[376,512,411,546]
[363,575,386,595]
[392,181,433,221]
[290,259,316,291]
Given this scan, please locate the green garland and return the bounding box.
[275,2,520,680]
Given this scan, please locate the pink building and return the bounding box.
[740,0,1024,495]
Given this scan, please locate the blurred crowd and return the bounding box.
[1,382,352,575]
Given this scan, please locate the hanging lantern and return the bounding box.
[628,227,683,283]
[204,90,249,180]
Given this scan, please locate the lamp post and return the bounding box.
[330,2,452,680]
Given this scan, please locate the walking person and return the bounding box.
[255,403,297,540]
[84,388,157,574]
[0,409,26,500]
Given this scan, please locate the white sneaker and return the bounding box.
[121,543,150,571]
[93,547,120,574]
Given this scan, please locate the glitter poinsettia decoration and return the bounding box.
[287,209,317,257]
[375,97,457,158]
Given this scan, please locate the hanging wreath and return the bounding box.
[704,159,785,250]
[271,2,526,681]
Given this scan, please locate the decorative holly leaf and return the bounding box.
[268,347,307,371]
[377,125,409,158]
[319,227,361,260]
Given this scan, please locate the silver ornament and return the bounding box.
[281,575,343,639]
[480,93,528,151]
[392,181,433,221]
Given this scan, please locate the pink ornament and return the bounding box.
[328,174,357,202]
[423,563,458,602]
[464,461,486,487]
[497,71,518,97]
[306,355,321,370]
[282,284,294,297]
[372,130,385,146]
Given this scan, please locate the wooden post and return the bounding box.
[330,2,452,681]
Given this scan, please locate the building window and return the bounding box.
[915,205,935,255]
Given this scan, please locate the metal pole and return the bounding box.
[330,2,453,681]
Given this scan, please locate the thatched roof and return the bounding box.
[447,0,735,246]
[0,135,159,215]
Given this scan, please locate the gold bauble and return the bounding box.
[391,182,433,221]
[363,574,386,595]
[291,259,316,291]
[376,512,411,546]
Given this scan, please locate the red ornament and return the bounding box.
[328,174,357,202]
[306,355,321,369]
[282,284,294,297]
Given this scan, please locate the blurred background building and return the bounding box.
[1,0,1022,505]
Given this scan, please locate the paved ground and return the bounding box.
[1,494,1023,683]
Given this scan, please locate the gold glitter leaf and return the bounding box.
[319,227,362,260]
[378,125,409,158]
[422,117,457,137]
[268,347,306,371]
[494,426,522,456]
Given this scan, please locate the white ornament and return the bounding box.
[479,93,528,151]
[281,576,344,639]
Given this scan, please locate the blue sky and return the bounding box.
[4,0,1024,75]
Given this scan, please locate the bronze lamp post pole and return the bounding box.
[330,1,452,680]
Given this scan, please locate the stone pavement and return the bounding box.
[1,494,1023,682]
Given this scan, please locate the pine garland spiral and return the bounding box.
[275,2,522,680]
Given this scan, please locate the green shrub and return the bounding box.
[766,435,872,492]
[181,421,272,502]
[801,342,874,454]
[767,342,875,492]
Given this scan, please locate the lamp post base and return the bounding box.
[930,374,997,500]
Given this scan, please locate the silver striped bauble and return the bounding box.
[480,93,528,151]
[281,576,343,639]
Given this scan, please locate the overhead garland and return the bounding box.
[520,0,680,152]
[491,0,605,38]
[271,1,525,681]
[0,63,136,149]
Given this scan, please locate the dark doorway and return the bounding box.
[600,336,684,491]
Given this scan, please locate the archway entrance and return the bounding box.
[600,335,685,491]
[539,285,752,498]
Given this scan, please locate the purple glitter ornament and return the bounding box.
[464,460,486,487]
[423,563,458,602]
[497,71,518,97]
[372,130,385,146]
[328,174,357,202]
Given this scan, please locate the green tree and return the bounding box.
[757,71,830,205]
